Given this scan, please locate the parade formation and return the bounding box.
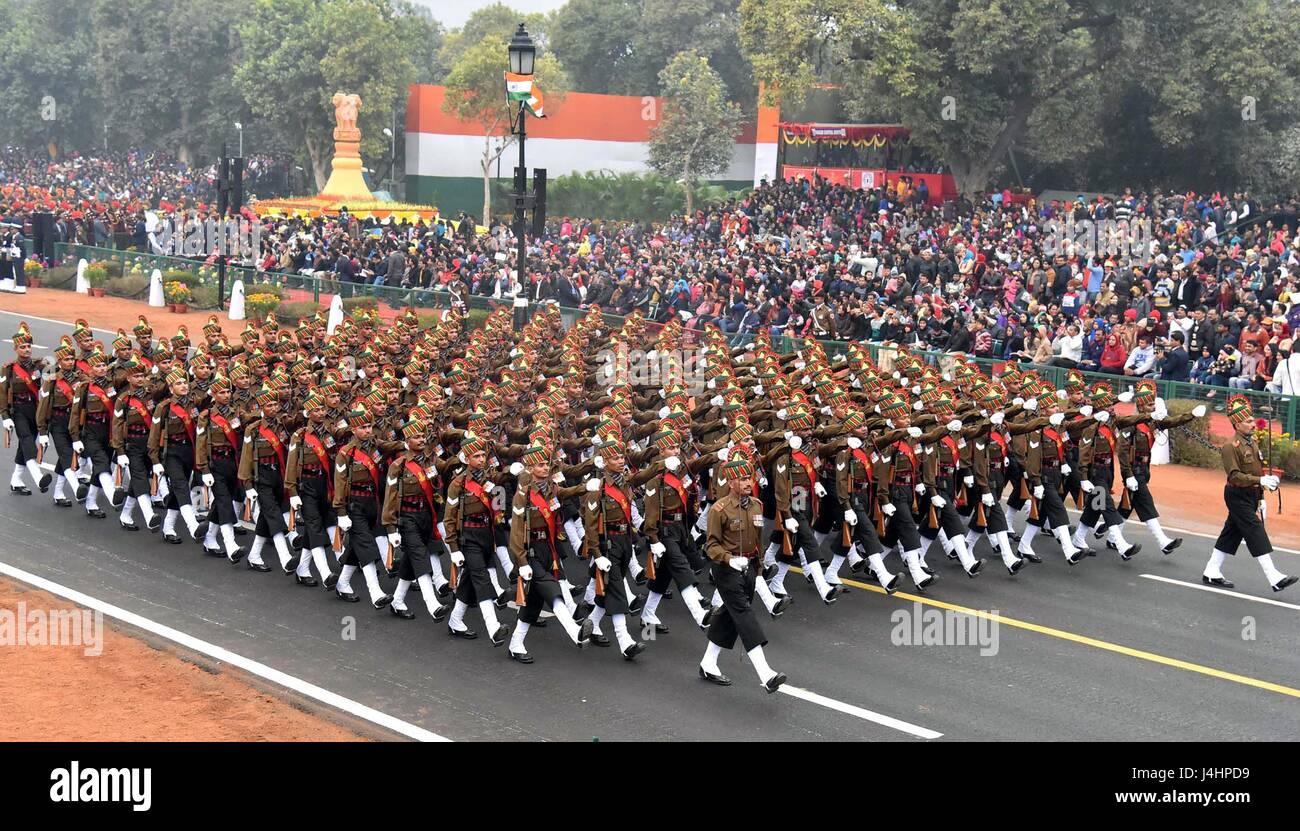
[0,307,1294,694]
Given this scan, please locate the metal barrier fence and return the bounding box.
[50,242,1298,435]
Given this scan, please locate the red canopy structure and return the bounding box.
[778,122,909,147]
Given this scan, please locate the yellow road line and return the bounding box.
[799,568,1300,699]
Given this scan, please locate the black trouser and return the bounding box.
[253,462,289,537]
[1030,467,1070,530]
[773,507,821,566]
[706,557,766,651]
[1077,462,1123,531]
[296,473,336,549]
[161,440,195,509]
[1214,486,1272,557]
[519,540,564,625]
[9,399,38,467]
[882,483,922,551]
[918,476,966,541]
[833,491,885,557]
[1121,464,1159,521]
[48,412,74,475]
[812,482,841,535]
[341,494,382,566]
[592,532,633,614]
[80,418,112,478]
[453,524,495,604]
[966,477,1009,534]
[123,434,151,499]
[207,449,241,526]
[396,509,434,580]
[1004,459,1028,510]
[1062,451,1083,508]
[647,521,700,595]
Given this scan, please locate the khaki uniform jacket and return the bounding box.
[705,491,764,564]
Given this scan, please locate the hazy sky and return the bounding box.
[414,0,568,29]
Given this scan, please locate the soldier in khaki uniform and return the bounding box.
[36,336,83,507]
[503,444,593,662]
[443,434,511,645]
[149,366,208,545]
[110,357,160,532]
[699,454,787,693]
[238,385,301,575]
[68,347,121,518]
[380,419,451,623]
[1,322,52,494]
[1070,383,1140,559]
[195,374,245,561]
[284,388,340,586]
[332,403,404,607]
[1202,396,1295,592]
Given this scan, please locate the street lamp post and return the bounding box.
[234,121,243,157]
[383,126,395,196]
[508,23,536,329]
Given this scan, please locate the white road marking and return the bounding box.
[0,560,451,742]
[3,339,48,349]
[778,684,943,739]
[1139,574,1300,611]
[1063,507,1300,556]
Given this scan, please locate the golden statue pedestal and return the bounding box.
[320,126,373,201]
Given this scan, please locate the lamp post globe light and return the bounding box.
[509,23,535,328]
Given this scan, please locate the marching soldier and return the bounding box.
[699,454,787,693]
[332,403,402,608]
[442,434,511,645]
[503,444,594,662]
[1020,381,1087,564]
[284,388,340,586]
[872,394,933,589]
[380,419,451,622]
[1071,383,1141,559]
[149,366,209,544]
[35,336,83,507]
[239,385,303,575]
[835,410,901,591]
[110,358,161,532]
[68,347,122,518]
[195,374,246,561]
[2,322,53,494]
[1202,396,1295,593]
[768,409,839,603]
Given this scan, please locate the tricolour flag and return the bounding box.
[504,72,545,118]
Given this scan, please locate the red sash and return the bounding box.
[170,402,195,443]
[529,488,561,575]
[75,359,91,376]
[893,439,918,475]
[55,377,74,404]
[210,412,237,452]
[403,460,438,519]
[1135,422,1153,450]
[259,424,286,470]
[940,435,961,469]
[663,471,689,513]
[126,396,153,429]
[603,483,633,523]
[989,430,1008,459]
[1095,425,1115,456]
[792,450,818,514]
[350,445,380,487]
[87,383,114,412]
[10,363,38,396]
[1043,428,1064,462]
[851,447,873,488]
[462,477,498,522]
[302,431,333,499]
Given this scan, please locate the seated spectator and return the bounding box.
[1124,333,1157,377]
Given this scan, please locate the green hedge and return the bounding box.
[42,265,78,289]
[190,284,220,310]
[106,274,150,299]
[277,301,321,324]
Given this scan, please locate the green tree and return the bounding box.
[439,3,552,73]
[0,0,101,153]
[441,34,568,225]
[550,0,642,95]
[648,50,744,216]
[634,0,753,107]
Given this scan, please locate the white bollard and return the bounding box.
[75,259,89,294]
[228,278,246,321]
[326,293,344,334]
[148,268,165,307]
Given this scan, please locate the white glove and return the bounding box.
[915,483,927,495]
[729,556,749,572]
[813,482,827,498]
[1117,390,1134,403]
[1080,479,1095,493]
[710,395,724,408]
[595,555,612,572]
[990,411,1005,425]
[450,549,464,567]
[788,435,803,451]
[913,400,925,411]
[37,434,51,449]
[706,378,716,390]
[152,463,165,477]
[552,471,565,483]
[657,406,670,419]
[1060,464,1071,476]
[1151,406,1169,421]
[881,502,896,517]
[509,461,524,476]
[72,440,85,454]
[907,426,923,438]
[586,478,601,492]
[1056,389,1068,401]
[1049,412,1065,426]
[946,419,962,432]
[981,492,994,507]
[1126,476,1139,492]
[650,541,666,557]
[664,455,681,472]
[758,476,768,487]
[1079,404,1094,417]
[288,494,301,509]
[783,517,799,533]
[1095,410,1110,423]
[337,515,353,532]
[203,473,216,488]
[116,454,130,468]
[776,408,788,420]
[1023,397,1038,411]
[963,475,975,487]
[245,490,258,505]
[847,436,862,450]
[519,564,533,581]
[1,418,13,432]
[844,509,858,526]
[1260,474,1280,491]
[1032,484,1045,499]
[1192,405,1207,418]
[930,495,946,509]
[387,532,402,548]
[754,385,764,397]
[716,446,729,462]
[593,454,605,469]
